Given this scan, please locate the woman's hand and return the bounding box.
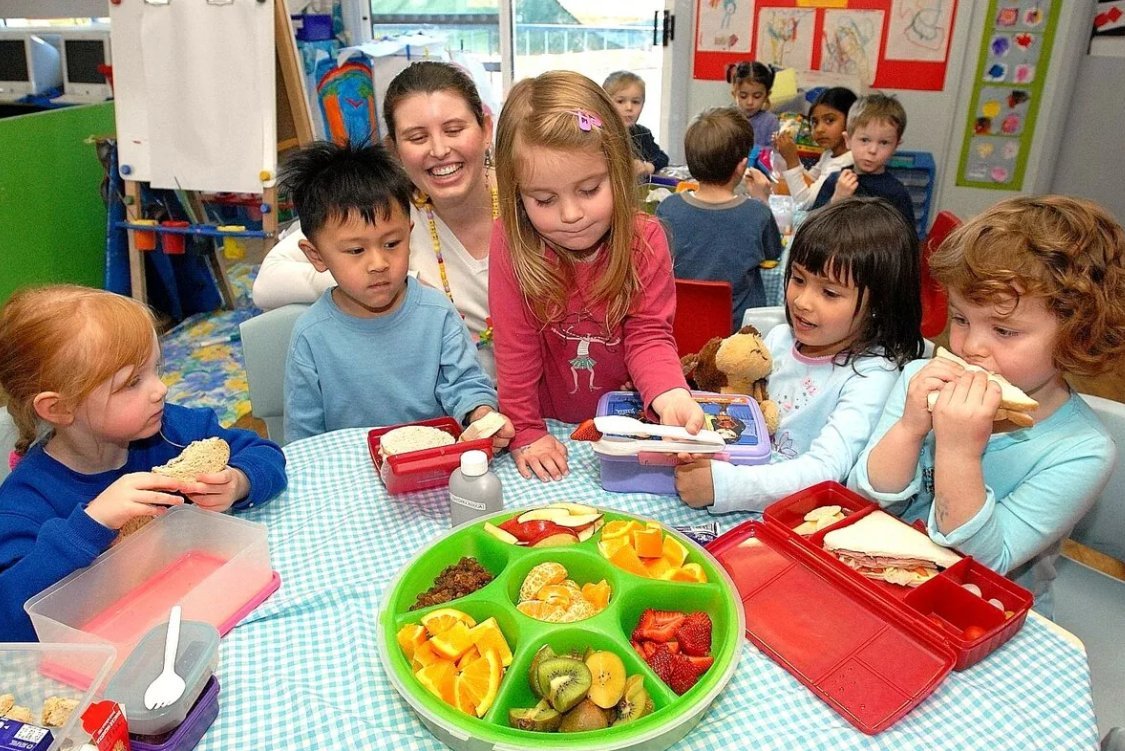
[184,468,250,513]
[85,473,186,530]
[652,388,705,434]
[514,434,569,482]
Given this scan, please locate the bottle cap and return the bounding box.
[460,450,489,477]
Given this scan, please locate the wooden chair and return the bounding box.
[920,211,961,338]
[239,304,309,444]
[673,279,732,357]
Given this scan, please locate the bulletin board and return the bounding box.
[694,0,959,91]
[956,0,1060,189]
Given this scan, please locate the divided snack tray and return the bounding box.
[368,416,494,495]
[377,508,745,751]
[708,481,1033,734]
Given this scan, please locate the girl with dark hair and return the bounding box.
[726,60,779,151]
[775,86,858,209]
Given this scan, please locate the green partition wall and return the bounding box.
[0,103,115,306]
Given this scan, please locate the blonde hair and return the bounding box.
[848,93,907,139]
[931,195,1125,377]
[602,70,645,99]
[495,70,641,326]
[0,285,156,453]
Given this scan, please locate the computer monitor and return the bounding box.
[0,31,63,102]
[58,26,112,103]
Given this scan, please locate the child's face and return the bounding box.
[732,81,769,119]
[845,120,900,174]
[610,84,645,127]
[300,203,413,318]
[74,337,167,446]
[810,103,848,155]
[785,261,867,357]
[518,145,614,257]
[947,288,1064,401]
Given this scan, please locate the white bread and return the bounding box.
[152,437,231,480]
[823,510,962,569]
[928,347,1038,427]
[380,425,455,457]
[460,411,506,443]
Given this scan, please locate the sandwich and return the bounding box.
[822,510,961,587]
[928,347,1038,428]
[379,425,455,458]
[460,411,506,443]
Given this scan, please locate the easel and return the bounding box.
[123,2,314,307]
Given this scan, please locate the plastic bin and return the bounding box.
[367,417,493,495]
[129,677,220,751]
[26,506,279,677]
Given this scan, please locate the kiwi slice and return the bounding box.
[585,650,627,709]
[558,699,610,733]
[528,644,556,699]
[538,656,592,713]
[509,699,562,732]
[613,674,652,726]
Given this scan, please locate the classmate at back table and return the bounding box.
[603,70,669,178]
[810,94,915,233]
[281,140,514,447]
[656,107,782,333]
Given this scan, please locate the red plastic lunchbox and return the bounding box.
[367,417,493,495]
[708,481,1033,734]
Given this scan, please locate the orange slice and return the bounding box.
[601,519,642,540]
[609,543,647,576]
[642,556,673,579]
[430,620,474,660]
[518,562,568,602]
[681,562,708,583]
[456,651,502,717]
[468,617,513,668]
[456,645,481,670]
[661,562,708,583]
[415,659,457,704]
[396,623,427,660]
[420,608,476,637]
[662,535,689,568]
[580,579,612,610]
[632,527,664,558]
[411,640,443,672]
[598,536,632,560]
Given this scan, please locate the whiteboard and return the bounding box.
[110,0,275,193]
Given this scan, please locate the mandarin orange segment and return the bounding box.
[632,527,664,558]
[396,623,427,660]
[536,584,573,609]
[430,620,474,659]
[580,579,612,610]
[420,607,476,637]
[416,659,457,704]
[518,562,568,602]
[517,599,566,622]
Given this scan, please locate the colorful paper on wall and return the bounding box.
[820,9,885,86]
[698,0,754,52]
[885,0,957,62]
[755,8,817,69]
[1090,0,1125,57]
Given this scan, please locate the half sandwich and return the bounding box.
[822,510,961,587]
[928,347,1039,428]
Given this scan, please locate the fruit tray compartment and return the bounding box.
[378,509,744,751]
[367,417,493,495]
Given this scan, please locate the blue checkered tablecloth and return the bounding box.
[197,423,1098,751]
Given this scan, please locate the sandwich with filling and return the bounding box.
[822,510,962,587]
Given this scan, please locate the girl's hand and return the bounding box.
[184,467,250,513]
[742,168,772,202]
[85,472,187,530]
[931,370,1000,458]
[466,406,515,451]
[832,169,858,201]
[633,159,653,177]
[674,458,715,508]
[653,389,706,434]
[514,434,569,482]
[773,132,799,168]
[901,357,964,438]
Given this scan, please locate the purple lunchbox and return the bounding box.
[130,678,220,751]
[593,390,771,494]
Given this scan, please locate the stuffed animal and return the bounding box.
[681,325,781,435]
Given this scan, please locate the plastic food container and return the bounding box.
[129,677,220,751]
[377,508,744,751]
[367,417,493,495]
[0,643,116,751]
[594,391,770,494]
[26,505,280,678]
[708,482,1033,733]
[105,621,219,736]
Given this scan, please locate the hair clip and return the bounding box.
[575,110,602,132]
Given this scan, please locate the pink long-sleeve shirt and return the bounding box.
[490,215,689,448]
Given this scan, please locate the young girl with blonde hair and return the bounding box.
[490,71,703,482]
[0,286,286,640]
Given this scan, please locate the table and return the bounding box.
[201,424,1099,751]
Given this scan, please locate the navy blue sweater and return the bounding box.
[812,169,917,234]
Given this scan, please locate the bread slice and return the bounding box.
[459,411,506,443]
[927,347,1038,427]
[379,425,455,457]
[152,437,231,480]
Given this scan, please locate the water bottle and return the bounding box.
[449,450,503,527]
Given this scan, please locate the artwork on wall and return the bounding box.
[957,0,1060,189]
[1090,0,1125,57]
[693,0,958,90]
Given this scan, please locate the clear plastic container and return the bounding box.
[129,677,220,751]
[0,643,116,751]
[25,505,278,676]
[104,621,219,736]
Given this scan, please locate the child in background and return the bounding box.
[656,107,782,333]
[810,94,915,232]
[850,196,1125,613]
[726,61,779,158]
[0,286,286,641]
[603,70,669,178]
[676,198,923,513]
[281,141,512,445]
[774,86,857,209]
[491,70,704,482]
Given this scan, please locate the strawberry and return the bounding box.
[666,640,680,655]
[685,654,714,674]
[667,655,700,695]
[675,612,713,656]
[640,641,658,660]
[632,609,687,643]
[631,639,645,658]
[645,643,676,685]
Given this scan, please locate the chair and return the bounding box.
[1105,728,1125,751]
[920,210,961,338]
[740,305,787,336]
[673,279,732,357]
[0,410,17,484]
[1054,394,1125,739]
[239,304,309,444]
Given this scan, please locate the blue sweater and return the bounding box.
[0,404,286,641]
[812,169,916,233]
[656,192,782,333]
[285,277,498,442]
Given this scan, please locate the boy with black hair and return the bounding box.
[656,107,782,333]
[281,141,512,445]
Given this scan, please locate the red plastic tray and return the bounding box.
[367,417,493,495]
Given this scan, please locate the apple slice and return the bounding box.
[483,521,519,545]
[549,512,603,529]
[549,502,599,516]
[512,519,571,543]
[529,529,580,547]
[517,507,572,525]
[577,525,597,543]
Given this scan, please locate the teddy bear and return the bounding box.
[681,325,780,435]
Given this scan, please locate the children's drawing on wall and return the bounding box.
[698,0,752,53]
[885,0,957,62]
[981,25,1042,84]
[820,10,885,86]
[1090,0,1125,57]
[316,57,377,147]
[755,8,816,70]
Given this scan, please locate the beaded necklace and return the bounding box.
[414,183,500,348]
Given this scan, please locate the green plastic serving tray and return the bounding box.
[377,507,745,751]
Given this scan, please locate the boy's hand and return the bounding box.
[514,434,569,482]
[652,388,705,434]
[931,370,1000,458]
[85,472,186,530]
[743,168,772,202]
[832,169,858,202]
[633,158,653,177]
[773,132,799,168]
[902,357,964,438]
[675,458,715,508]
[184,467,250,513]
[465,405,514,451]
